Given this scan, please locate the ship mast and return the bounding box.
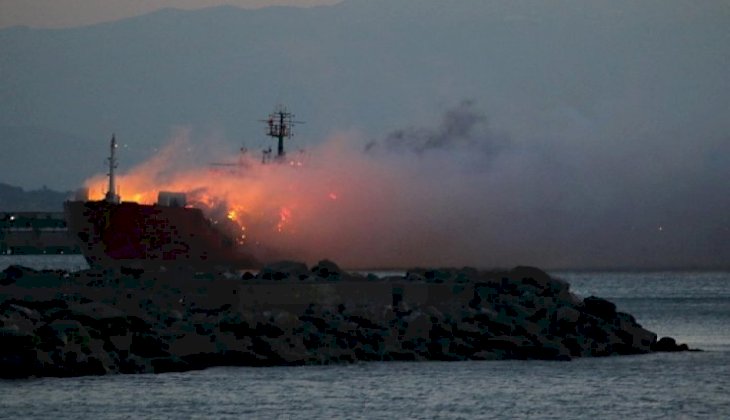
[262,106,303,162]
[105,134,120,204]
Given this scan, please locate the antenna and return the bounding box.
[260,105,304,161]
[104,134,121,204]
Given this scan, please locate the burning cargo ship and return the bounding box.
[64,136,258,270]
[65,108,302,270]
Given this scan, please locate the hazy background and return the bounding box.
[0,0,728,269]
[0,0,341,29]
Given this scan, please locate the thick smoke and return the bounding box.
[86,102,729,270]
[366,100,508,157]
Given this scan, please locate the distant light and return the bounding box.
[9,215,15,221]
[658,226,664,231]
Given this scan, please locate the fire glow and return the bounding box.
[82,130,495,268]
[83,135,353,263]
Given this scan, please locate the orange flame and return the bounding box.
[82,135,343,262]
[277,207,292,233]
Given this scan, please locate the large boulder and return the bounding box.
[0,327,37,378]
[257,261,310,281]
[582,296,617,320]
[310,260,343,281]
[651,336,692,352]
[0,265,37,285]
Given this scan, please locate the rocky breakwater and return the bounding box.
[0,261,694,378]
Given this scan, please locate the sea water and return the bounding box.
[0,255,89,273]
[1,258,729,419]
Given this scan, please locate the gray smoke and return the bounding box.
[313,101,730,270]
[370,100,508,156]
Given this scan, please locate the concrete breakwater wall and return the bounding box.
[0,261,693,378]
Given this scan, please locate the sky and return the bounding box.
[0,0,727,269]
[0,0,340,28]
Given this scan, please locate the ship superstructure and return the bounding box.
[261,106,303,163]
[64,135,259,270]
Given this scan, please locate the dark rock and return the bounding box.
[120,266,145,279]
[583,296,617,320]
[117,355,152,374]
[455,267,479,283]
[1,265,31,285]
[0,327,37,378]
[7,304,42,322]
[421,269,448,283]
[310,259,343,280]
[407,267,479,284]
[652,336,694,352]
[130,332,168,358]
[5,298,68,315]
[613,312,656,353]
[653,336,678,351]
[510,266,551,288]
[258,261,309,281]
[150,356,190,373]
[10,268,66,288]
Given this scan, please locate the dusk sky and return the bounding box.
[0,0,339,28]
[0,0,728,269]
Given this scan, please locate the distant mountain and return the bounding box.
[0,183,70,212]
[0,126,102,191]
[1,0,727,189]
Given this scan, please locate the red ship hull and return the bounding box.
[64,200,259,270]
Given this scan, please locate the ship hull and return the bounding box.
[64,200,258,270]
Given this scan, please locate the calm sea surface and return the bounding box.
[1,256,729,419]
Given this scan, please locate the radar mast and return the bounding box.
[262,105,303,162]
